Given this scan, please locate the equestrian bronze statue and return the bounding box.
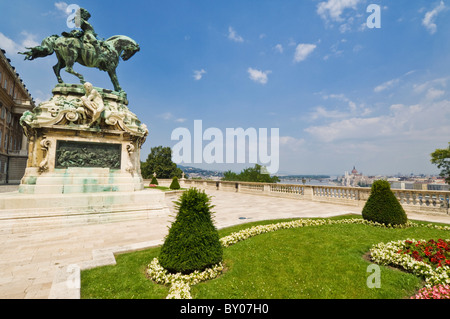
[19,8,140,93]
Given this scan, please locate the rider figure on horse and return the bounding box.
[63,8,106,63]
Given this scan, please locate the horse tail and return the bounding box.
[19,35,58,61]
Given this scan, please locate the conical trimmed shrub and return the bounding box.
[159,188,223,274]
[150,176,158,185]
[362,180,408,226]
[169,176,180,190]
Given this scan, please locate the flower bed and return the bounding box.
[411,284,450,299]
[399,239,450,268]
[370,239,450,288]
[147,218,450,299]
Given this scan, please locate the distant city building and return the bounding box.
[343,166,372,187]
[0,49,34,184]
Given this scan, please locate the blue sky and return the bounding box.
[1,0,450,176]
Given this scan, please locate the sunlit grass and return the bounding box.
[81,215,450,299]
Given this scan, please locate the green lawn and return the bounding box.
[145,186,186,191]
[80,215,450,299]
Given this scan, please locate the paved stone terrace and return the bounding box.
[1,188,450,299]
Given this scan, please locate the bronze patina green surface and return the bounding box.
[19,8,140,93]
[56,141,121,169]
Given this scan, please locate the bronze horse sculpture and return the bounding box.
[20,34,140,93]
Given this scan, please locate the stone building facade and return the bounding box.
[0,49,35,184]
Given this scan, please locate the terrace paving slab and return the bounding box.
[0,188,449,299]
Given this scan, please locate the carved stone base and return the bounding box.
[12,83,163,228]
[19,83,149,195]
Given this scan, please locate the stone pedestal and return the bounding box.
[0,83,170,231]
[20,83,148,195]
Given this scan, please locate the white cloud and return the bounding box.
[228,27,244,43]
[323,93,360,112]
[426,87,445,100]
[294,44,317,62]
[248,68,271,85]
[374,78,400,93]
[374,71,417,93]
[317,0,361,22]
[309,106,349,120]
[193,69,206,81]
[422,1,446,34]
[54,2,69,13]
[280,136,305,152]
[158,112,186,123]
[274,44,284,54]
[413,77,448,99]
[0,31,39,55]
[305,100,450,144]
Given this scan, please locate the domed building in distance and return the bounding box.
[343,166,370,187]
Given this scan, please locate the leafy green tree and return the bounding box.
[222,164,280,183]
[141,146,183,179]
[431,143,450,183]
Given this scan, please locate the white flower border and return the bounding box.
[147,218,450,299]
[147,258,224,299]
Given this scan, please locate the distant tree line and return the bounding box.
[222,164,280,183]
[280,175,331,180]
[141,146,183,179]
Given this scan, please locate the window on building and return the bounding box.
[3,79,7,90]
[4,134,8,151]
[1,107,5,119]
[6,112,11,124]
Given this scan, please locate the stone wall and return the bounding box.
[183,180,450,216]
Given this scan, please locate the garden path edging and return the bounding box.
[48,239,163,299]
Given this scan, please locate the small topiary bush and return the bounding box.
[169,177,180,190]
[150,176,158,185]
[159,188,223,274]
[362,180,408,226]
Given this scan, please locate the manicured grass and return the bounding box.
[145,186,186,191]
[80,215,450,299]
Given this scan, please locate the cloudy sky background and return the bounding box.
[1,0,449,176]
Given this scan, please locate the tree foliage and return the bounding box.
[222,164,280,183]
[159,188,223,274]
[150,176,158,185]
[362,180,408,226]
[431,143,450,183]
[169,177,181,190]
[141,146,183,179]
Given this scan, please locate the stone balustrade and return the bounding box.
[176,179,450,216]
